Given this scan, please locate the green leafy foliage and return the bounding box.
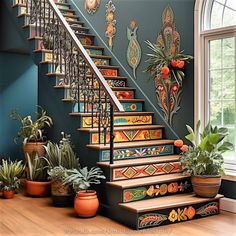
[11,106,53,145]
[64,167,106,192]
[43,132,80,171]
[48,166,68,181]
[145,40,193,85]
[26,152,48,182]
[0,159,24,191]
[181,121,234,176]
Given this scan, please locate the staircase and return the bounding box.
[7,0,223,230]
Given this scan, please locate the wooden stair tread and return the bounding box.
[83,45,104,50]
[107,173,188,188]
[97,65,120,69]
[78,124,164,132]
[119,193,224,213]
[87,139,174,150]
[63,98,144,103]
[70,111,154,116]
[54,85,134,91]
[97,155,180,168]
[75,32,95,37]
[90,54,112,59]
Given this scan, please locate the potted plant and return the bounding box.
[0,159,25,199]
[25,152,51,197]
[45,132,80,207]
[178,121,234,197]
[11,106,53,156]
[64,166,106,217]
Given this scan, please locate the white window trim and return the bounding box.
[195,0,236,175]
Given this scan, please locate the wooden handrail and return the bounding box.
[47,0,124,112]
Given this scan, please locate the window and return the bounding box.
[195,0,236,173]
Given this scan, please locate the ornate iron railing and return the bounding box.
[19,0,124,164]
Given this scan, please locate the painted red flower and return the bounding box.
[177,60,185,69]
[180,145,189,152]
[174,139,184,147]
[161,66,170,75]
[124,191,131,201]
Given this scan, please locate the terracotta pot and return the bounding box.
[23,142,47,157]
[74,190,99,217]
[25,180,51,197]
[3,190,15,199]
[191,175,221,198]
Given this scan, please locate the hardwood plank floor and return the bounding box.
[0,193,235,236]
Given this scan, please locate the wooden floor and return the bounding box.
[0,193,235,236]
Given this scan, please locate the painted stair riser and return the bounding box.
[81,114,153,128]
[136,200,220,229]
[86,48,104,56]
[99,144,174,162]
[73,102,143,113]
[111,161,181,181]
[37,51,109,66]
[90,128,163,144]
[122,179,192,203]
[106,178,192,205]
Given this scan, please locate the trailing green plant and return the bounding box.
[26,152,48,182]
[43,132,79,170]
[0,159,24,191]
[64,167,106,192]
[48,166,68,181]
[11,106,53,145]
[180,121,234,176]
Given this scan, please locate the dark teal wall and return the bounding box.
[69,0,195,139]
[0,52,38,160]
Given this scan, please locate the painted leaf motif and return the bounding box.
[138,213,167,228]
[123,188,146,202]
[196,202,219,216]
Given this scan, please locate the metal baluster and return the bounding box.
[110,103,114,164]
[91,74,94,129]
[98,83,101,143]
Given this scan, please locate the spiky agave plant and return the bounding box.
[0,159,25,191]
[64,167,106,193]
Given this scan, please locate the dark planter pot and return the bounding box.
[74,190,99,218]
[25,180,51,197]
[52,194,74,207]
[191,175,221,198]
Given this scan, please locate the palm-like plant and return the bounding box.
[64,167,106,192]
[145,40,193,86]
[0,159,25,191]
[26,152,48,182]
[11,106,53,145]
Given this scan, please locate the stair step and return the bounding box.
[107,173,187,188]
[98,155,181,181]
[119,193,223,213]
[87,139,174,150]
[70,111,154,128]
[105,173,192,204]
[98,154,180,168]
[80,125,164,144]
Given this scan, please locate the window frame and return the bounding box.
[195,0,236,174]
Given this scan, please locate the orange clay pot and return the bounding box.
[74,190,99,218]
[25,180,51,197]
[2,190,15,199]
[23,142,47,157]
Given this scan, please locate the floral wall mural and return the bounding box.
[145,5,193,125]
[127,20,142,79]
[105,0,116,50]
[84,0,100,15]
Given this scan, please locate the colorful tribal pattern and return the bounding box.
[123,180,191,202]
[155,6,182,124]
[84,0,100,15]
[115,91,134,99]
[74,102,142,113]
[107,79,126,87]
[79,36,94,46]
[86,48,103,56]
[91,128,162,144]
[100,69,118,77]
[82,115,153,128]
[138,201,219,229]
[127,20,142,79]
[101,144,174,161]
[113,162,181,181]
[105,0,116,50]
[93,58,110,66]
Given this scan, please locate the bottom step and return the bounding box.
[105,193,223,229]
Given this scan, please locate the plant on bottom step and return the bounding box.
[175,121,234,197]
[64,166,106,218]
[0,159,25,199]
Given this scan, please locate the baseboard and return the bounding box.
[220,197,236,213]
